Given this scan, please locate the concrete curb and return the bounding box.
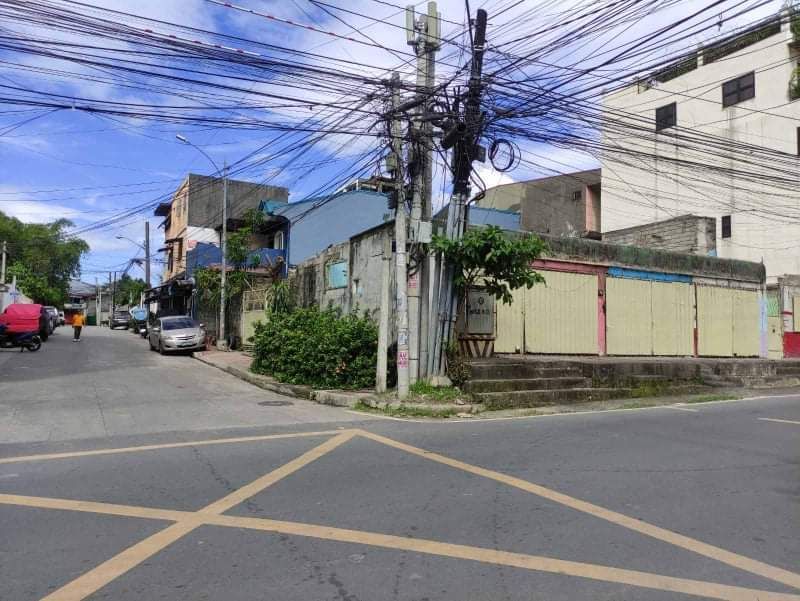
[194,353,314,400]
[194,353,377,407]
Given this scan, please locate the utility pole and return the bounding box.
[112,271,117,315]
[406,2,440,383]
[432,8,488,375]
[390,73,410,399]
[375,231,391,393]
[144,221,151,289]
[0,240,6,285]
[218,161,229,350]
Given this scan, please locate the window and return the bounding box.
[721,215,732,239]
[722,72,755,107]
[571,190,582,201]
[273,231,285,250]
[655,102,677,131]
[325,261,348,289]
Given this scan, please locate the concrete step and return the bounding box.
[476,388,633,410]
[775,366,800,376]
[468,362,583,380]
[463,376,591,393]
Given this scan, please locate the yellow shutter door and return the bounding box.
[494,286,524,353]
[525,271,597,354]
[697,286,734,357]
[651,281,693,356]
[606,278,652,355]
[794,296,800,332]
[732,289,760,357]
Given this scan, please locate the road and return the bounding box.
[1,326,799,601]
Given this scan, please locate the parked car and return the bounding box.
[148,316,206,354]
[38,305,51,341]
[110,310,130,330]
[57,310,65,326]
[130,307,148,337]
[43,306,59,331]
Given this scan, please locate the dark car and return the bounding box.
[43,306,59,332]
[110,310,130,330]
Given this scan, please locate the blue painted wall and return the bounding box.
[607,266,692,283]
[262,190,392,266]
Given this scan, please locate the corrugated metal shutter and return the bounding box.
[607,278,652,355]
[794,296,800,332]
[525,271,597,354]
[697,286,734,357]
[494,286,524,353]
[651,281,693,356]
[732,289,759,357]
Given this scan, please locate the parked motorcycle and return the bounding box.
[0,325,42,352]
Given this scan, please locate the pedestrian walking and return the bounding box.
[72,312,85,342]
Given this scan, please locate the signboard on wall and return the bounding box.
[466,289,494,335]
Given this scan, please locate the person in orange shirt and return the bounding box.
[72,312,85,342]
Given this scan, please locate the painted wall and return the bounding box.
[601,16,800,282]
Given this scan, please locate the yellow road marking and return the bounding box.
[758,418,800,426]
[39,431,355,601]
[0,493,795,601]
[357,430,800,591]
[0,429,347,465]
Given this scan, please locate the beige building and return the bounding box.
[475,169,601,237]
[156,174,288,281]
[601,12,800,283]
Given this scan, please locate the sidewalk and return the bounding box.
[194,350,374,408]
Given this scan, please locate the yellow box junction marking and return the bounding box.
[0,428,797,600]
[0,429,344,465]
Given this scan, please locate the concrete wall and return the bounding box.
[601,14,800,282]
[603,215,716,255]
[476,170,601,236]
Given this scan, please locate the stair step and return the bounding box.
[476,388,634,410]
[775,366,800,376]
[467,363,583,380]
[463,376,591,393]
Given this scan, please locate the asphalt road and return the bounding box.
[1,325,799,601]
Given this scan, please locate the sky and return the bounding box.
[0,0,782,286]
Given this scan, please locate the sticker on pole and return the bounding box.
[408,273,418,289]
[398,351,409,368]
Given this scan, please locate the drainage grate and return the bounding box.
[258,400,294,407]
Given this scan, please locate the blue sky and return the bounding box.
[0,0,780,285]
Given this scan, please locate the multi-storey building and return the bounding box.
[601,11,800,282]
[155,174,288,281]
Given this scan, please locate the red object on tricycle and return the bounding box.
[0,303,43,333]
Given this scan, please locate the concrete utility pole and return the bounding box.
[375,231,391,393]
[406,2,440,383]
[0,240,6,285]
[144,221,151,289]
[432,8,488,375]
[391,73,410,399]
[112,271,117,315]
[218,160,229,350]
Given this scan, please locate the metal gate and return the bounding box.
[696,286,760,357]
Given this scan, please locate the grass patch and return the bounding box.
[353,401,460,419]
[629,381,671,398]
[408,380,464,403]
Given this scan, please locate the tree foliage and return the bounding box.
[431,225,546,304]
[113,275,147,306]
[0,211,89,305]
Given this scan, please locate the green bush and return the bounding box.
[251,306,378,389]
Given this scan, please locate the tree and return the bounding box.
[0,212,89,305]
[431,225,547,305]
[113,275,147,306]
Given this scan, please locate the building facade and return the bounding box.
[601,12,800,282]
[475,169,601,238]
[155,174,288,281]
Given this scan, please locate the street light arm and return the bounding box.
[116,236,146,252]
[176,135,222,175]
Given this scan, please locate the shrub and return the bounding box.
[251,306,378,389]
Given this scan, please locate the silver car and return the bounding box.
[148,316,206,354]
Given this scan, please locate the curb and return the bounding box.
[194,353,373,407]
[194,354,313,400]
